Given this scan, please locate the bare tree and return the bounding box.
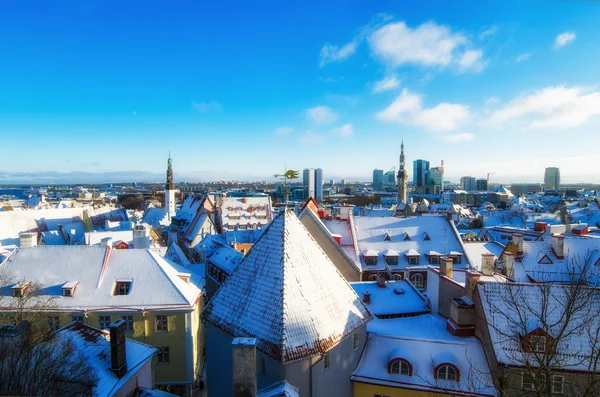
[0,268,99,396]
[478,251,600,397]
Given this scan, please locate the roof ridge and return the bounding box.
[147,249,198,306]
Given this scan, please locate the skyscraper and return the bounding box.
[397,139,408,203]
[303,168,324,201]
[413,160,430,187]
[544,167,561,190]
[372,169,384,191]
[460,176,477,192]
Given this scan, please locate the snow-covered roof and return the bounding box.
[478,282,600,371]
[41,230,65,245]
[321,218,358,263]
[0,246,202,311]
[164,242,191,266]
[353,314,496,396]
[519,237,600,283]
[0,207,118,246]
[350,280,429,317]
[203,210,372,363]
[220,197,272,230]
[85,230,134,246]
[257,381,299,397]
[462,241,505,272]
[142,208,170,229]
[347,216,468,271]
[57,322,156,397]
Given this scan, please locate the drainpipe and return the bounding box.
[310,354,324,397]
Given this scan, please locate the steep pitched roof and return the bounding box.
[203,209,372,363]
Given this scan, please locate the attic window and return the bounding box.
[403,233,411,241]
[423,233,431,241]
[530,336,547,353]
[114,281,132,296]
[11,282,30,298]
[384,233,392,241]
[62,281,78,297]
[538,255,553,265]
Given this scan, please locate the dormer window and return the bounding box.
[363,251,378,266]
[388,358,412,376]
[386,256,398,266]
[384,233,392,241]
[403,233,411,241]
[177,273,191,284]
[538,255,553,265]
[436,364,459,381]
[11,282,30,298]
[530,336,546,353]
[423,232,431,241]
[62,281,78,297]
[114,280,132,296]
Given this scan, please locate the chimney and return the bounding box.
[101,237,113,247]
[133,224,150,249]
[481,253,495,276]
[440,256,453,279]
[376,273,386,288]
[503,252,515,279]
[534,222,548,232]
[512,233,524,255]
[232,338,257,397]
[464,271,481,300]
[19,231,37,248]
[105,219,111,230]
[339,205,352,220]
[552,235,565,259]
[362,291,371,304]
[109,319,127,378]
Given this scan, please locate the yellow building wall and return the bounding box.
[353,381,455,397]
[37,309,199,385]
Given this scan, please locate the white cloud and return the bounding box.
[274,127,294,136]
[443,133,475,142]
[485,97,500,105]
[458,50,486,73]
[487,85,600,129]
[193,101,223,113]
[319,13,393,67]
[319,41,358,67]
[479,26,497,40]
[368,21,485,72]
[332,124,354,137]
[515,53,531,63]
[306,106,339,124]
[554,32,576,48]
[377,88,469,132]
[372,75,401,93]
[300,130,326,145]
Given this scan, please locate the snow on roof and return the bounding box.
[519,237,600,283]
[349,216,468,272]
[0,246,202,311]
[41,230,65,245]
[220,197,272,230]
[462,241,505,272]
[57,322,156,397]
[207,245,244,274]
[350,280,429,317]
[320,218,359,263]
[478,282,600,371]
[353,314,496,396]
[142,208,170,229]
[203,210,372,363]
[165,242,191,266]
[85,230,134,246]
[257,381,299,397]
[0,207,117,246]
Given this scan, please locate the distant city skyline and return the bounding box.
[1,1,599,184]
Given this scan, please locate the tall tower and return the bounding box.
[165,149,176,221]
[397,138,407,204]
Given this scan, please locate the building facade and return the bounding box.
[303,168,324,201]
[544,167,561,190]
[372,169,384,191]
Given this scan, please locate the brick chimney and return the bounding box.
[512,233,524,255]
[232,338,257,397]
[362,291,371,304]
[376,273,386,288]
[109,319,127,378]
[481,253,495,276]
[440,256,453,279]
[552,235,565,259]
[464,271,481,300]
[19,231,37,248]
[331,234,342,245]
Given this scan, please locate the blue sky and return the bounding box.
[1,0,600,184]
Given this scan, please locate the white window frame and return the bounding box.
[531,335,547,353]
[552,375,564,394]
[437,365,457,381]
[157,346,170,364]
[121,315,134,332]
[99,315,111,330]
[155,315,168,332]
[72,315,84,323]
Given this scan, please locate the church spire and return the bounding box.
[166,147,174,191]
[397,135,407,205]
